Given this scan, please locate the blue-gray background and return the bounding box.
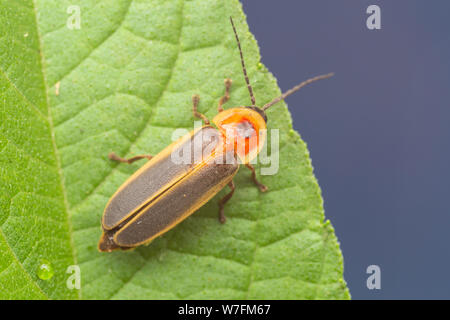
[243,0,450,299]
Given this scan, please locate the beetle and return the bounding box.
[98,17,333,252]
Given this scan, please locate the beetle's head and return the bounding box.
[245,106,267,123]
[212,107,267,164]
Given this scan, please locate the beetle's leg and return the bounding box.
[218,180,235,224]
[245,164,268,192]
[192,94,210,125]
[109,152,153,164]
[217,78,232,113]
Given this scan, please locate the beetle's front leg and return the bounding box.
[218,180,235,224]
[217,78,232,113]
[192,94,210,125]
[246,164,268,192]
[109,152,153,164]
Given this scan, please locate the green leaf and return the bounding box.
[0,0,349,299]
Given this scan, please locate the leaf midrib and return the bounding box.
[30,0,187,300]
[31,0,80,300]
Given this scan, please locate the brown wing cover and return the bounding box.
[114,149,239,247]
[102,126,221,230]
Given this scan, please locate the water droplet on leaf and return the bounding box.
[37,259,54,280]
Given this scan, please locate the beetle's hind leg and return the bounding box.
[192,94,210,125]
[218,180,235,224]
[218,78,232,112]
[109,152,153,164]
[246,164,268,192]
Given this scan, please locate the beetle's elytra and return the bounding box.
[98,17,333,252]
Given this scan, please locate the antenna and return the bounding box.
[230,17,256,106]
[262,73,334,110]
